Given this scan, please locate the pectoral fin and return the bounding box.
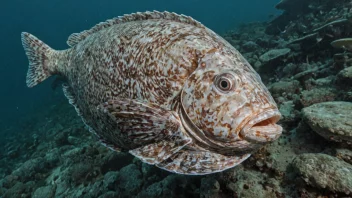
[97,99,192,164]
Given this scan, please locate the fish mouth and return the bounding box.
[240,109,282,144]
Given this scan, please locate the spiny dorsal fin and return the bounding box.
[67,11,205,47]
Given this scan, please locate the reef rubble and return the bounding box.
[1,0,352,197]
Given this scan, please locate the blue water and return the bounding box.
[0,0,279,127]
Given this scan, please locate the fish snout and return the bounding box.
[240,109,282,144]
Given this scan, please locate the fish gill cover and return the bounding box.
[1,0,352,198]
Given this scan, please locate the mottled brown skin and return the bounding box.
[64,20,202,150]
[21,11,282,175]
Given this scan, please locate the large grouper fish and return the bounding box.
[21,11,282,175]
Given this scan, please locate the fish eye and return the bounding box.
[214,73,236,93]
[220,78,231,90]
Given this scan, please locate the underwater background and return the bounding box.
[1,0,352,197]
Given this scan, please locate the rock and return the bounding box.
[259,48,291,63]
[67,136,80,145]
[32,185,56,198]
[258,48,291,73]
[336,149,352,164]
[255,38,270,48]
[200,177,220,198]
[226,166,283,198]
[45,149,60,168]
[292,153,352,194]
[279,101,296,123]
[288,33,318,48]
[67,162,93,185]
[7,149,20,159]
[334,53,352,68]
[141,163,158,178]
[84,180,104,198]
[299,88,338,107]
[313,18,349,33]
[98,191,119,198]
[2,182,27,198]
[293,67,317,81]
[137,174,191,198]
[103,171,119,190]
[61,147,84,163]
[2,175,19,188]
[302,101,352,143]
[269,80,300,97]
[141,163,161,187]
[314,76,335,87]
[118,164,143,195]
[54,180,70,197]
[282,63,298,76]
[331,38,352,50]
[293,63,332,83]
[100,151,133,174]
[54,131,69,146]
[12,157,46,182]
[58,145,75,154]
[243,52,254,60]
[66,186,86,198]
[242,41,259,52]
[336,66,352,87]
[253,60,262,70]
[0,187,5,197]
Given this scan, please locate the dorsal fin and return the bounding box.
[67,11,205,47]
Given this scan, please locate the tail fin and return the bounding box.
[21,32,57,88]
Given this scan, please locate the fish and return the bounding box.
[21,11,282,175]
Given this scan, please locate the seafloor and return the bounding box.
[1,0,352,197]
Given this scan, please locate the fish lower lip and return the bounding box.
[240,109,282,143]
